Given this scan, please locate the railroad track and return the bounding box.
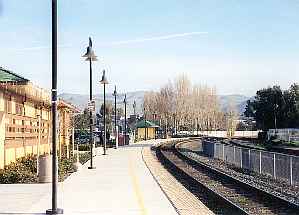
[155,139,299,215]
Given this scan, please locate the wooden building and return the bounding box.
[136,120,159,141]
[0,67,77,168]
[58,99,80,159]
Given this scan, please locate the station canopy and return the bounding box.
[136,120,160,128]
[0,67,29,84]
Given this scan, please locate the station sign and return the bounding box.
[87,100,96,112]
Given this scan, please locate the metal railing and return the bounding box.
[202,140,299,186]
[268,128,299,142]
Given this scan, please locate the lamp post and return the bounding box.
[37,113,41,176]
[46,0,63,214]
[196,117,199,136]
[123,94,127,145]
[133,100,136,116]
[153,112,157,139]
[82,37,98,169]
[144,108,147,140]
[100,70,109,155]
[112,85,117,149]
[132,101,137,141]
[173,113,176,136]
[274,103,278,133]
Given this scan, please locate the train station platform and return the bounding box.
[0,140,175,214]
[0,139,213,215]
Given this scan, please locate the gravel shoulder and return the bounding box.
[179,141,299,206]
[142,146,214,215]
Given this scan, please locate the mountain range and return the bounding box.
[59,92,251,116]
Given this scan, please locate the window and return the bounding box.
[15,103,24,115]
[5,99,12,113]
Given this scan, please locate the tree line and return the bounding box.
[143,74,238,134]
[244,83,299,130]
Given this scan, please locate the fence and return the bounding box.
[202,140,299,186]
[191,130,259,138]
[268,128,299,142]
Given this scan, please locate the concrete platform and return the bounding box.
[0,141,178,215]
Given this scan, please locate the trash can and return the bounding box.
[38,154,52,183]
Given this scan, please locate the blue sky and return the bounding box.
[1,0,299,96]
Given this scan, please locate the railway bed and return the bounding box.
[154,139,299,215]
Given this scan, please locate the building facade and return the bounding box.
[58,99,79,159]
[0,67,77,168]
[136,120,159,141]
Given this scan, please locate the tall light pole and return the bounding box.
[144,108,147,140]
[133,100,136,116]
[173,113,176,136]
[123,94,127,145]
[112,85,117,149]
[37,113,41,176]
[46,0,63,214]
[133,101,137,141]
[196,117,199,136]
[82,37,98,169]
[274,92,279,133]
[153,112,157,139]
[100,70,109,154]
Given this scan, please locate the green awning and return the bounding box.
[136,120,159,128]
[0,67,29,83]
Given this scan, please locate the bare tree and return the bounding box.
[143,74,226,136]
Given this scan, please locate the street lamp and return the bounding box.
[196,117,199,136]
[152,112,157,139]
[173,113,176,136]
[123,94,127,145]
[143,107,147,140]
[133,100,136,116]
[132,100,137,141]
[46,0,63,214]
[112,85,118,149]
[82,37,98,169]
[100,70,109,155]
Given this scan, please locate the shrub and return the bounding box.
[0,155,37,184]
[79,152,91,165]
[58,157,75,182]
[258,131,267,141]
[0,152,91,183]
[78,144,90,151]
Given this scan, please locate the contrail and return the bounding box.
[106,31,208,46]
[11,31,208,52]
[14,44,71,52]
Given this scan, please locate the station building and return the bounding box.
[136,120,159,140]
[0,67,78,168]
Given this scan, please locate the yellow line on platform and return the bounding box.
[129,153,147,215]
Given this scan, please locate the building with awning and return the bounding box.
[136,120,159,140]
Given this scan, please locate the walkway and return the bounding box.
[0,141,177,215]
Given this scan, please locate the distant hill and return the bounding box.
[59,91,146,116]
[59,92,251,115]
[218,94,251,114]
